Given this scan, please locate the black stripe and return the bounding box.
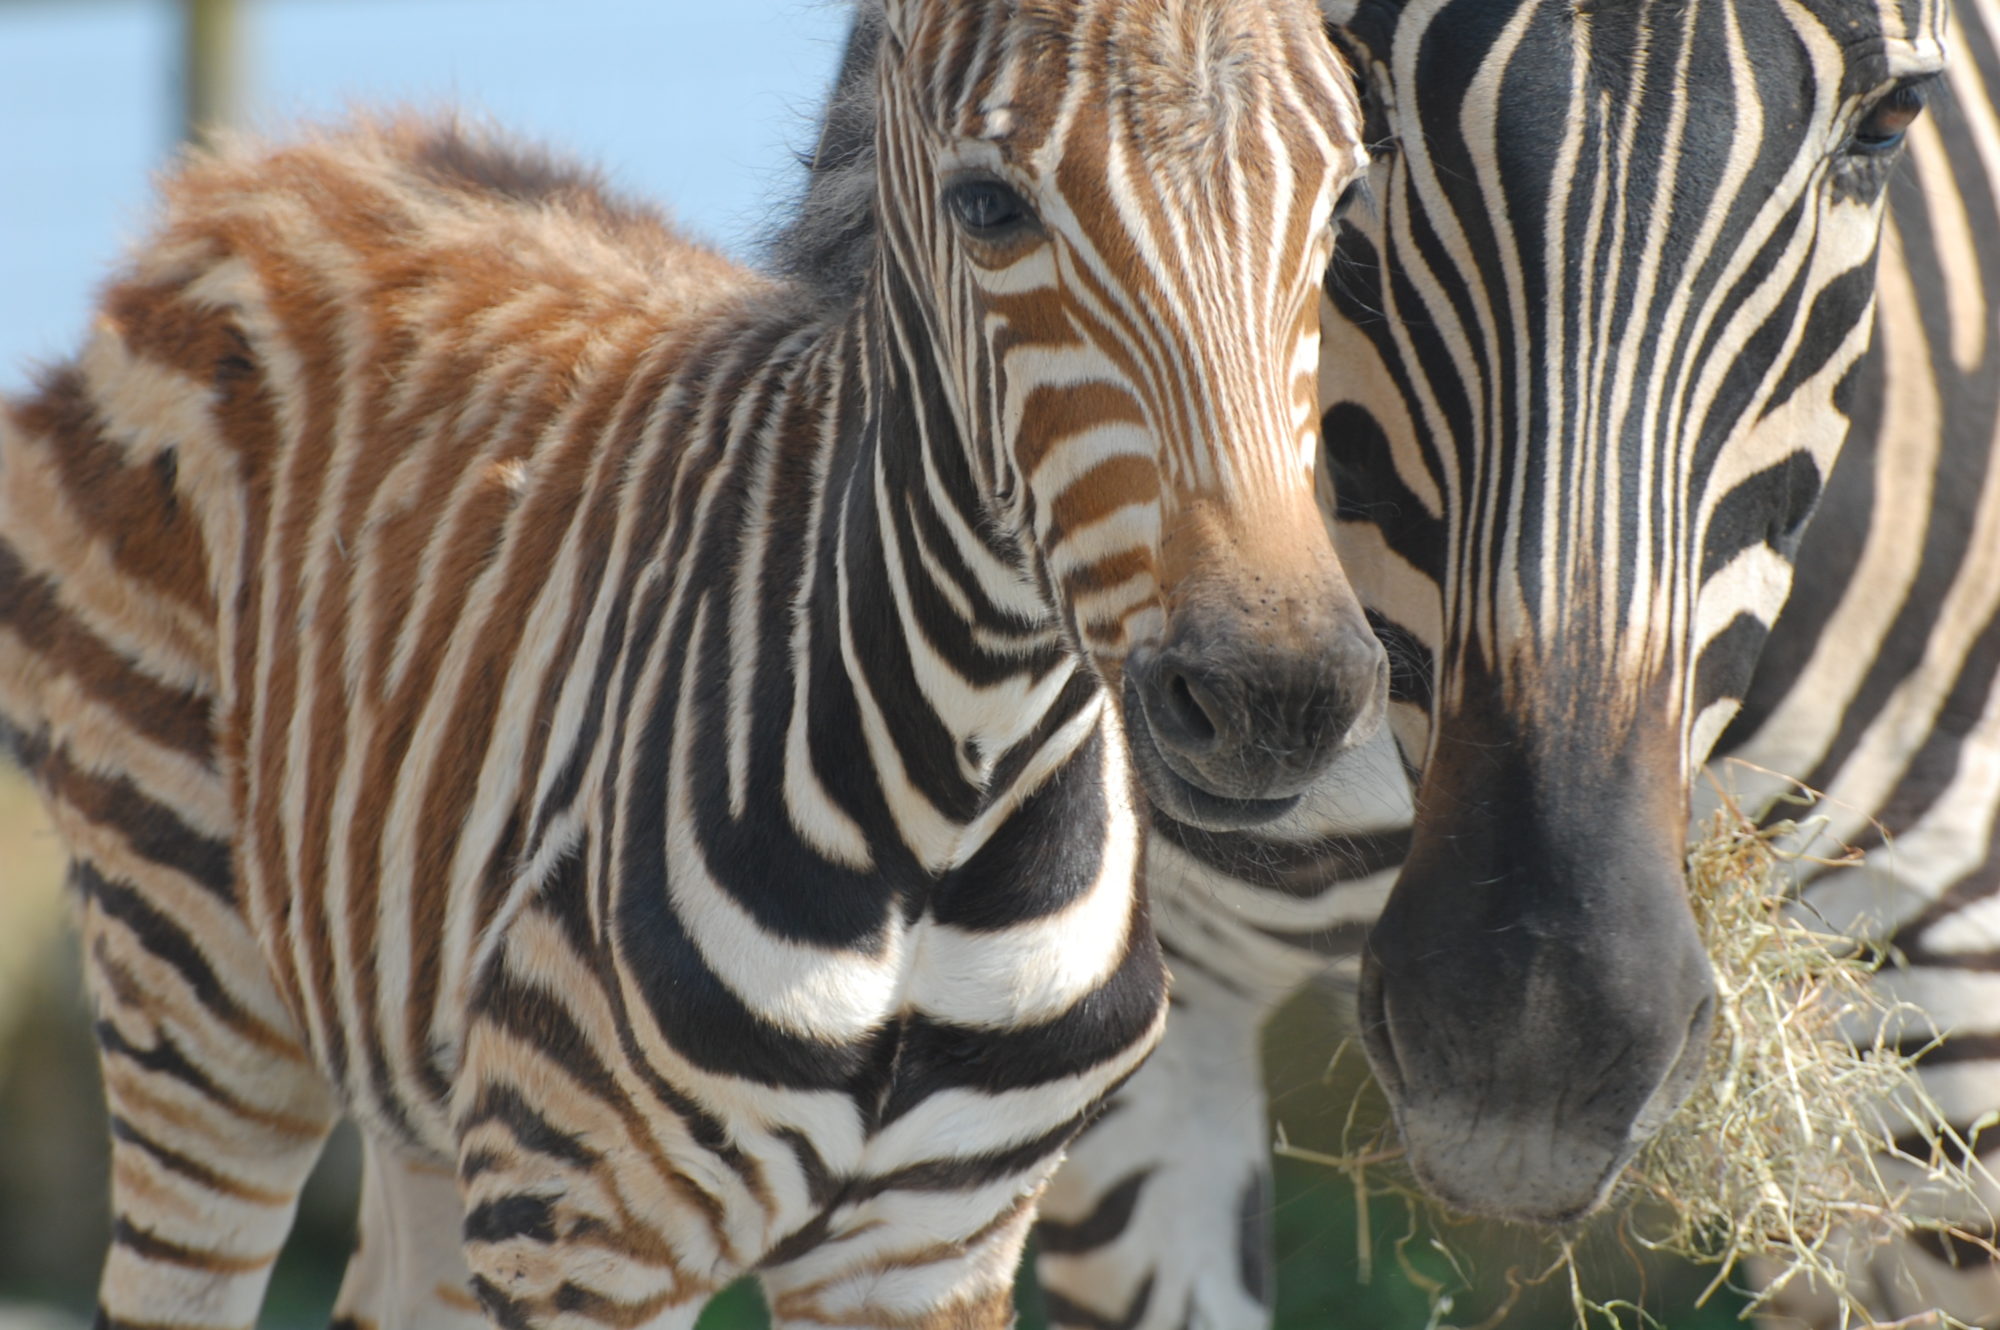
[1043,1276,1154,1330]
[75,862,249,1031]
[1033,1168,1152,1255]
[109,1113,264,1199]
[1690,612,1771,720]
[95,1019,241,1109]
[1147,811,1410,900]
[934,726,1107,931]
[471,1276,536,1330]
[112,1216,257,1270]
[1896,1029,2000,1066]
[463,1194,558,1245]
[1237,1164,1274,1306]
[1911,1224,2000,1268]
[0,542,216,765]
[458,1083,601,1172]
[853,1112,1083,1201]
[480,893,753,1186]
[27,739,233,904]
[876,895,1163,1121]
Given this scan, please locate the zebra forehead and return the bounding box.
[1014,0,1305,93]
[769,0,1350,305]
[914,0,1346,141]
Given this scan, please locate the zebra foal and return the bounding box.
[0,2,1379,1328]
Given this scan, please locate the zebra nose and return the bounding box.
[1123,617,1386,826]
[1148,664,1225,753]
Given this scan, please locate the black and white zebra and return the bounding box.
[0,3,1383,1327]
[1029,0,1992,1327]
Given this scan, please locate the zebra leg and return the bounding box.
[77,846,342,1330]
[1753,1234,2000,1329]
[1036,966,1278,1330]
[331,1141,485,1330]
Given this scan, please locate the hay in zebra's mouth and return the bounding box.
[1279,789,1998,1330]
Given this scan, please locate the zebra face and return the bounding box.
[1316,0,1948,1222]
[868,0,1390,827]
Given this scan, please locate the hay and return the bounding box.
[1278,787,1998,1329]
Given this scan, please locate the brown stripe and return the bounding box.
[13,359,216,625]
[0,543,215,763]
[1012,381,1145,478]
[400,316,670,1064]
[40,744,233,902]
[1048,454,1160,538]
[435,1283,482,1314]
[109,1113,293,1206]
[94,1011,327,1140]
[1061,546,1152,599]
[112,1216,276,1275]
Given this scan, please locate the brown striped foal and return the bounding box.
[0,2,1376,1328]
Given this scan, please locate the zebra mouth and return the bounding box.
[1120,678,1304,830]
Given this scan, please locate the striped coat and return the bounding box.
[0,1,1375,1327]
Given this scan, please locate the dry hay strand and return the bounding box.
[1278,783,1999,1329]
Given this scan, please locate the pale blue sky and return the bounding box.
[0,0,853,391]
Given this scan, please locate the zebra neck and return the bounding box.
[799,289,1102,872]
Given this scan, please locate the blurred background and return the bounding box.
[0,3,1751,1326]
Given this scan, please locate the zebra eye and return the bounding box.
[1851,80,1930,155]
[1332,175,1371,223]
[944,177,1032,237]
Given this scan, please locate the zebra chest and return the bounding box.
[609,733,1152,1095]
[554,717,1163,1263]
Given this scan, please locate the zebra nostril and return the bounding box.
[1161,668,1220,748]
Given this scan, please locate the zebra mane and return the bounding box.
[766,0,886,306]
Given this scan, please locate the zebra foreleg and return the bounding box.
[1035,967,1277,1330]
[331,1141,485,1330]
[74,843,342,1330]
[1752,1224,2000,1328]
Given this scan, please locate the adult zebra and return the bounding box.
[0,3,1382,1328]
[1030,1,1999,1328]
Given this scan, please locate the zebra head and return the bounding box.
[1318,0,1949,1222]
[807,0,1389,827]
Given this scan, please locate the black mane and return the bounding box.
[765,1,885,308]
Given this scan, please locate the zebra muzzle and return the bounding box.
[1120,609,1387,829]
[1354,719,1719,1224]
